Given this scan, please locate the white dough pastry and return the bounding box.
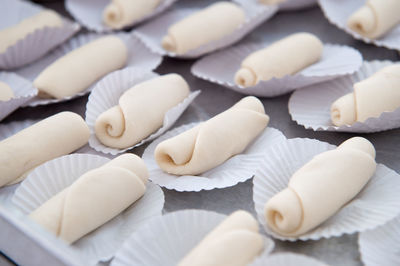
[331,64,400,126]
[264,137,377,237]
[162,2,245,54]
[234,33,323,87]
[30,153,148,244]
[0,112,90,187]
[0,81,14,101]
[103,0,161,29]
[95,74,190,149]
[178,210,263,266]
[34,36,128,99]
[155,96,269,175]
[0,10,63,53]
[347,0,400,39]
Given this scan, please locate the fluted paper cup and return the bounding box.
[358,215,400,266]
[253,137,400,241]
[85,68,200,155]
[289,61,400,133]
[111,209,275,266]
[134,0,278,59]
[65,0,178,33]
[142,123,286,191]
[0,0,80,69]
[11,153,164,265]
[191,41,362,97]
[15,33,162,107]
[251,252,328,266]
[0,72,37,121]
[319,0,400,51]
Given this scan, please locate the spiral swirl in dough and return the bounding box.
[347,0,400,39]
[161,2,245,55]
[155,96,269,175]
[103,0,161,29]
[265,137,376,237]
[30,154,148,244]
[95,74,190,149]
[178,210,263,266]
[331,64,400,126]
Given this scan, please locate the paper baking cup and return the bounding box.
[15,33,162,107]
[289,60,399,133]
[85,68,200,155]
[11,153,164,265]
[0,72,37,121]
[111,209,275,266]
[142,123,286,192]
[253,138,400,241]
[358,215,400,266]
[191,41,362,97]
[319,0,400,51]
[0,184,18,211]
[251,252,328,266]
[278,0,317,11]
[133,0,278,58]
[0,0,80,69]
[65,0,178,33]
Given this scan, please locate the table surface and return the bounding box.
[2,1,400,266]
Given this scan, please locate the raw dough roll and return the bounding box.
[0,81,14,101]
[178,210,263,266]
[103,0,161,29]
[264,137,376,237]
[33,36,128,99]
[95,74,190,149]
[234,33,323,87]
[347,0,400,39]
[0,112,90,187]
[30,153,148,244]
[155,96,269,175]
[0,10,63,53]
[331,64,400,126]
[162,2,245,54]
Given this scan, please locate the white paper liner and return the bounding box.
[111,209,275,266]
[133,0,278,58]
[11,153,164,265]
[142,124,286,192]
[253,138,400,241]
[65,0,178,33]
[358,215,400,266]
[0,118,116,160]
[191,41,362,97]
[15,33,162,107]
[278,0,317,11]
[319,0,400,51]
[85,68,200,155]
[0,0,80,70]
[0,72,37,121]
[0,184,18,210]
[251,252,328,266]
[289,60,400,133]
